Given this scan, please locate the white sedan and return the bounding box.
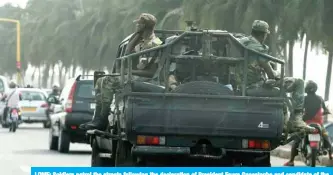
[4,88,50,128]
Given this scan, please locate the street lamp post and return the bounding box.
[0,18,22,86]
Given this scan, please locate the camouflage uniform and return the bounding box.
[80,75,120,130]
[239,20,306,131]
[131,13,162,71]
[80,13,160,130]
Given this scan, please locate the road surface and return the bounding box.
[0,124,305,175]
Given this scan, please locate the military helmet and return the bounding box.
[133,13,157,28]
[252,20,270,34]
[305,80,318,94]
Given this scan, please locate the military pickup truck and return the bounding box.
[87,26,287,167]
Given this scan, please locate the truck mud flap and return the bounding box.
[86,129,120,140]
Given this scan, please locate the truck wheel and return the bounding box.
[172,81,234,95]
[91,139,115,167]
[58,128,70,153]
[115,141,137,166]
[49,128,58,150]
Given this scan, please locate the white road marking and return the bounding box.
[20,165,31,173]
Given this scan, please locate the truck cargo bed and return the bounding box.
[125,93,284,139]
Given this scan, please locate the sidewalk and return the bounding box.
[271,145,333,166]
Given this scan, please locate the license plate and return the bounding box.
[90,103,96,109]
[308,134,321,141]
[21,107,37,112]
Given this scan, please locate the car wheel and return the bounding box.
[91,139,115,167]
[49,127,58,150]
[2,123,9,128]
[58,127,70,153]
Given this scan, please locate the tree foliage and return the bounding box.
[0,0,332,87]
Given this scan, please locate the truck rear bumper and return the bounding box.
[132,146,270,158]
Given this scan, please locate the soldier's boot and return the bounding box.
[79,104,108,131]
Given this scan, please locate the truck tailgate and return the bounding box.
[127,93,284,139]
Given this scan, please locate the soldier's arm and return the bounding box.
[168,62,178,90]
[258,59,277,79]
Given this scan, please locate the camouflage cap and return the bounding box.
[252,20,270,34]
[133,13,157,28]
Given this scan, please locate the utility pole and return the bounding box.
[0,18,23,86]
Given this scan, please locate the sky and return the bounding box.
[0,0,27,8]
[0,0,332,100]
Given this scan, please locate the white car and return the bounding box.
[1,88,50,128]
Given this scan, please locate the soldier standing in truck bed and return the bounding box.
[80,13,162,131]
[238,20,308,132]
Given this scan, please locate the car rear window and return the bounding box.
[76,82,94,98]
[20,91,46,101]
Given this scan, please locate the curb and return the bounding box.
[271,146,333,166]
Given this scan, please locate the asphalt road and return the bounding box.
[0,124,306,175]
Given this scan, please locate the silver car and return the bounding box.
[5,88,50,128]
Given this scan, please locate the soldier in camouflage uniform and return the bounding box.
[80,13,161,130]
[126,13,162,72]
[238,20,308,132]
[79,76,120,130]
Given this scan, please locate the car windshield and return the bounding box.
[20,91,46,101]
[76,82,94,98]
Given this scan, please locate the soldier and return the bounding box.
[126,13,162,72]
[239,20,308,131]
[79,76,120,130]
[80,13,161,131]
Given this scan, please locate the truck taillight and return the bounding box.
[65,82,77,113]
[136,135,166,145]
[242,139,270,149]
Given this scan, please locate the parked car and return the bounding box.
[0,76,11,122]
[0,88,50,128]
[42,89,53,96]
[49,75,95,153]
[0,75,10,96]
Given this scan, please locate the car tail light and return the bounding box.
[136,135,166,145]
[242,139,270,149]
[70,125,77,129]
[65,82,77,113]
[41,103,48,108]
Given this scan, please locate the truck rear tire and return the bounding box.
[115,141,139,166]
[91,139,115,167]
[172,81,233,95]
